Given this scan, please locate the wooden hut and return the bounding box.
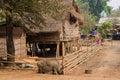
[0,22,27,59]
[111,24,120,40]
[27,0,84,73]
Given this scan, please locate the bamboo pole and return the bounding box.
[56,42,60,58]
[4,37,7,57]
[62,42,65,73]
[32,43,36,57]
[91,39,94,54]
[20,35,22,59]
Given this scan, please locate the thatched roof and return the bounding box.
[0,0,84,35]
[39,19,62,33]
[70,7,84,25]
[0,22,24,37]
[97,17,120,26]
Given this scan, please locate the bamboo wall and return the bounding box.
[0,27,6,57]
[63,20,80,40]
[0,27,27,58]
[0,38,7,57]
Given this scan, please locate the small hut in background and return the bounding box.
[0,22,27,59]
[112,24,120,40]
[97,17,120,40]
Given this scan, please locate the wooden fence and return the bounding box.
[62,39,101,73]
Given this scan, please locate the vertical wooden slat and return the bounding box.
[4,37,7,56]
[56,42,60,58]
[20,35,22,59]
[62,41,65,73]
[92,39,94,54]
[32,43,36,57]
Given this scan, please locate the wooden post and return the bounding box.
[86,40,88,53]
[62,41,65,73]
[32,43,36,57]
[4,37,7,57]
[29,43,32,55]
[69,41,72,52]
[72,41,74,52]
[77,39,80,50]
[80,39,82,51]
[20,35,22,59]
[56,42,60,58]
[67,42,70,53]
[91,39,94,54]
[111,39,113,46]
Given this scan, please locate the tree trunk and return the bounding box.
[6,16,15,62]
[2,0,16,62]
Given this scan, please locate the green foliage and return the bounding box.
[104,6,112,16]
[0,15,5,22]
[76,0,111,19]
[76,0,97,34]
[97,22,112,38]
[80,27,91,34]
[0,0,65,27]
[0,9,5,22]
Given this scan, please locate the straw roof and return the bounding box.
[0,0,84,35]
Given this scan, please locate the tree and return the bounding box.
[97,22,112,38]
[76,0,111,19]
[76,0,97,34]
[0,0,64,62]
[104,6,112,16]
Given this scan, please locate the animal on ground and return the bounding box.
[36,59,63,75]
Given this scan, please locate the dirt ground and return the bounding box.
[0,41,120,80]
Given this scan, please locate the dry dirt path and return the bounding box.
[68,41,120,79]
[0,41,120,80]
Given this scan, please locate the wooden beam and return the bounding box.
[34,57,62,60]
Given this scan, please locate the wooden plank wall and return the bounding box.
[0,38,7,57]
[20,33,27,58]
[14,35,26,58]
[14,32,26,59]
[0,27,27,59]
[14,38,21,58]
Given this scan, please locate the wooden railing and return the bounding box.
[63,39,101,73]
